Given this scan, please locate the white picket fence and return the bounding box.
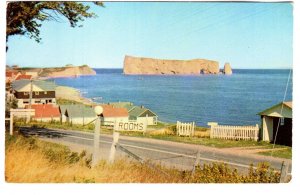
[176,121,195,136]
[210,124,259,141]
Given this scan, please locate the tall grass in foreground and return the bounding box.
[5,134,282,183]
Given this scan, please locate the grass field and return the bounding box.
[5,133,282,183]
[258,148,292,159]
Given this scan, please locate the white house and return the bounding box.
[124,105,158,125]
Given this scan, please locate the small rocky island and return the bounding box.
[223,63,233,75]
[123,55,232,75]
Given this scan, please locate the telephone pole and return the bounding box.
[29,79,33,109]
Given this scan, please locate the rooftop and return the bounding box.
[128,106,157,118]
[6,71,19,78]
[15,74,32,80]
[283,101,292,109]
[101,105,128,117]
[12,79,56,91]
[258,101,292,118]
[59,104,96,118]
[25,104,60,118]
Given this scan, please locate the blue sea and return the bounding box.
[53,69,293,126]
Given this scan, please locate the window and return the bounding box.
[35,91,39,95]
[35,100,41,103]
[48,99,52,103]
[23,100,29,104]
[24,92,29,95]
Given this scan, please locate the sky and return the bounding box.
[6,2,293,69]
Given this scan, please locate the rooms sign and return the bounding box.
[114,121,147,132]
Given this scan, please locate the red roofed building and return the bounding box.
[25,104,60,122]
[101,105,129,125]
[15,74,32,80]
[6,71,21,83]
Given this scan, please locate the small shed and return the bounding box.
[101,105,129,126]
[59,105,97,125]
[127,106,158,125]
[258,101,292,146]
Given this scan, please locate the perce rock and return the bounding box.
[123,55,220,75]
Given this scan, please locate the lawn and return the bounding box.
[258,148,292,159]
[15,120,95,133]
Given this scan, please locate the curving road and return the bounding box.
[19,127,292,175]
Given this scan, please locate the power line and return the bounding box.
[271,68,292,157]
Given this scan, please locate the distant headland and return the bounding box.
[7,64,96,78]
[123,55,232,75]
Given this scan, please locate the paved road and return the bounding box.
[19,127,292,174]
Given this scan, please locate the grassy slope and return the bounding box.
[5,134,282,183]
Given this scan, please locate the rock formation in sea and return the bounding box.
[223,63,233,75]
[123,55,220,75]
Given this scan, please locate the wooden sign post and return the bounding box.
[109,132,120,164]
[92,106,103,167]
[9,109,35,135]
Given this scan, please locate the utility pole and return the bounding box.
[29,79,33,109]
[92,106,103,167]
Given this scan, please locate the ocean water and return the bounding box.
[53,69,293,126]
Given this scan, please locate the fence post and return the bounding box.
[255,124,259,141]
[192,122,195,136]
[92,106,103,167]
[192,151,201,175]
[280,161,289,183]
[109,132,120,164]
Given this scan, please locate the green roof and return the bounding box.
[124,105,136,112]
[12,79,56,91]
[128,106,157,118]
[59,105,96,118]
[257,101,292,118]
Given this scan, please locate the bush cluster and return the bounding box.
[184,162,280,183]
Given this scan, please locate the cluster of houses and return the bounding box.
[6,72,158,126]
[6,68,39,85]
